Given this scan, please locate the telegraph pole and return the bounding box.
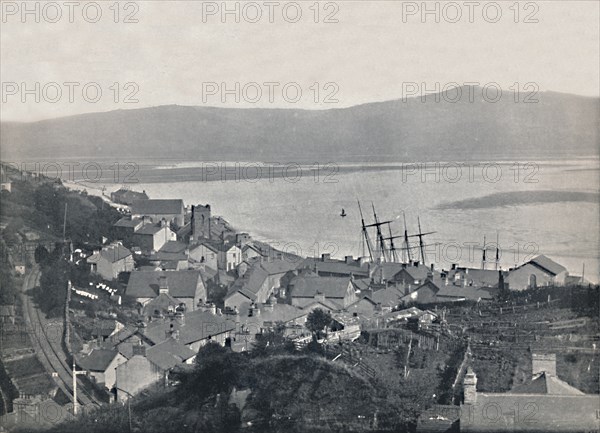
[72,359,86,415]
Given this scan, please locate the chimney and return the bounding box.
[430,263,434,272]
[321,253,330,262]
[414,261,419,267]
[132,341,146,357]
[402,263,407,269]
[463,367,478,404]
[498,270,505,290]
[532,353,556,378]
[451,263,457,270]
[315,292,326,304]
[159,275,169,294]
[345,255,353,264]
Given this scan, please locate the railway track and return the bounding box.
[20,269,100,409]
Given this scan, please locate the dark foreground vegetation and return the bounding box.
[42,339,416,433]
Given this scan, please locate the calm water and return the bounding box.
[78,159,600,282]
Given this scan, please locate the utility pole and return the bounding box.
[481,235,487,270]
[404,338,412,378]
[72,359,86,415]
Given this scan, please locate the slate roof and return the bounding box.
[372,263,405,281]
[87,243,132,264]
[370,287,404,306]
[529,255,567,276]
[142,292,180,317]
[451,268,503,288]
[145,338,196,369]
[134,224,165,235]
[197,240,220,253]
[298,257,369,278]
[226,265,269,302]
[131,199,183,216]
[114,217,144,228]
[511,372,585,395]
[392,266,431,283]
[290,275,352,299]
[150,251,188,262]
[111,188,148,203]
[126,270,202,299]
[259,259,299,276]
[77,349,120,372]
[301,298,343,311]
[237,303,307,328]
[159,241,188,254]
[143,310,235,346]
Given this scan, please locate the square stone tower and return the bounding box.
[191,204,211,241]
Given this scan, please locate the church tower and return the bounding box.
[191,204,211,241]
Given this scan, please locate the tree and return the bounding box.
[305,308,332,340]
[178,342,241,404]
[34,244,50,265]
[253,322,296,357]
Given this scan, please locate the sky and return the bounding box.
[1,0,599,122]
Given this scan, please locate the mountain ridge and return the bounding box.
[2,87,598,162]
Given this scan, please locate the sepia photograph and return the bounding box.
[0,1,598,432]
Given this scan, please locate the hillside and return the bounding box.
[1,88,598,162]
[42,348,405,433]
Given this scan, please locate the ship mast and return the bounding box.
[384,222,401,263]
[481,235,487,270]
[495,232,500,270]
[364,203,392,263]
[402,211,412,264]
[357,201,374,262]
[373,203,388,262]
[408,216,436,266]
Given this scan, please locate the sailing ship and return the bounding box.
[356,201,436,266]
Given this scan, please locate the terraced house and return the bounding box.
[87,242,135,280]
[125,270,207,311]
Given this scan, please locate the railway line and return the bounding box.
[20,269,101,409]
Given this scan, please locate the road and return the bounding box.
[19,268,101,409]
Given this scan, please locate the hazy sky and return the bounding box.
[1,0,599,121]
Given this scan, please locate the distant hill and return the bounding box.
[1,87,598,162]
